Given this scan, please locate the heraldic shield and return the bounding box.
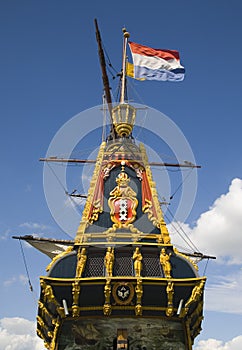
[108,171,138,227]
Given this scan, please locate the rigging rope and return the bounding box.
[47,162,68,194]
[161,198,200,253]
[102,42,118,75]
[68,194,86,215]
[19,239,33,292]
[203,258,210,275]
[164,211,199,253]
[169,168,193,200]
[46,163,82,239]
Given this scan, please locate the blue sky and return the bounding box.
[1,1,242,349]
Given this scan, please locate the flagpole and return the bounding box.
[120,28,130,104]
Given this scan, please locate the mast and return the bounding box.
[94,19,114,136]
[120,28,130,103]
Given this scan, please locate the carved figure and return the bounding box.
[75,248,87,278]
[104,279,111,304]
[135,304,142,316]
[44,284,55,303]
[187,280,205,307]
[110,172,136,198]
[182,280,206,317]
[132,247,142,277]
[135,279,143,304]
[104,247,115,277]
[103,303,112,316]
[72,281,81,306]
[166,281,174,317]
[160,248,172,278]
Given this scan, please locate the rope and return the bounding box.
[46,162,83,239]
[169,168,193,200]
[68,194,86,215]
[203,258,210,275]
[164,213,197,253]
[47,162,68,194]
[164,206,201,253]
[102,42,118,75]
[19,239,33,292]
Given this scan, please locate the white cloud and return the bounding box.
[3,275,28,288]
[194,335,242,350]
[204,270,242,314]
[169,178,242,265]
[0,318,44,350]
[168,178,242,315]
[19,274,29,286]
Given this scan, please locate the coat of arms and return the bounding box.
[108,171,138,227]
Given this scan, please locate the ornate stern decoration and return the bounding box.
[108,171,138,228]
[29,23,213,350]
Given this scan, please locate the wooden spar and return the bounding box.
[12,235,215,260]
[185,252,216,260]
[94,19,114,136]
[39,158,96,164]
[120,28,130,103]
[149,162,201,168]
[39,157,201,168]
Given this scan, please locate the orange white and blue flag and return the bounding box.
[128,41,185,82]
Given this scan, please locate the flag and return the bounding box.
[126,61,135,78]
[128,41,185,82]
[126,61,145,81]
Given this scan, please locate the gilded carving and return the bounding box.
[108,171,138,227]
[103,303,112,316]
[104,279,111,304]
[132,247,142,277]
[139,143,171,244]
[72,281,81,317]
[75,247,87,278]
[135,278,143,316]
[56,306,65,319]
[75,141,106,240]
[174,247,198,271]
[160,248,172,278]
[165,281,174,317]
[103,278,112,316]
[40,280,59,307]
[185,280,205,308]
[36,315,47,330]
[49,319,61,350]
[104,247,115,277]
[103,162,116,179]
[72,305,80,318]
[38,301,53,319]
[135,279,143,304]
[180,280,206,317]
[135,304,142,316]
